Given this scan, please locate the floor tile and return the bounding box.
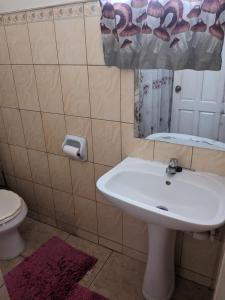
[0,217,215,300]
[0,256,23,275]
[19,217,69,257]
[66,235,112,287]
[172,277,213,300]
[90,252,145,300]
[0,284,10,300]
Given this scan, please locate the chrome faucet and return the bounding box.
[166,158,181,175]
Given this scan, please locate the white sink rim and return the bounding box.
[97,157,225,232]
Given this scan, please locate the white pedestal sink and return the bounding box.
[143,225,176,300]
[97,157,225,300]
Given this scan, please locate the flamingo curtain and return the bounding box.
[99,0,225,70]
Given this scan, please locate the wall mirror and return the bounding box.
[134,50,225,151]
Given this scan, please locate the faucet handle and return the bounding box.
[169,158,178,167]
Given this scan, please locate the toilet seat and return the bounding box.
[0,190,23,225]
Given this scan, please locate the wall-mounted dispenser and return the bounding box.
[62,135,87,161]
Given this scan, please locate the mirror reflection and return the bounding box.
[134,54,225,151]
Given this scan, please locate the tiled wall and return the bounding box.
[0,1,224,289]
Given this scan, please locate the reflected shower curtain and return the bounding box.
[134,69,173,137]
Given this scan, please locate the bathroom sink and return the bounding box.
[97,157,225,300]
[97,157,225,232]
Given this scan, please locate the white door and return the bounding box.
[171,52,225,142]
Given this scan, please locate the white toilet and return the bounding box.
[0,190,27,260]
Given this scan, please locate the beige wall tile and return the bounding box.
[27,210,40,221]
[94,164,111,205]
[85,15,104,65]
[16,178,36,211]
[65,115,93,162]
[192,147,225,176]
[10,145,31,180]
[121,70,134,123]
[175,232,184,266]
[0,26,10,64]
[5,175,17,192]
[121,123,154,160]
[123,213,148,253]
[123,246,147,263]
[48,154,72,193]
[176,267,212,287]
[21,110,45,151]
[12,65,40,111]
[39,214,57,227]
[60,66,90,117]
[99,237,123,253]
[214,243,225,298]
[89,66,120,121]
[55,18,86,64]
[84,2,101,18]
[92,119,121,166]
[28,149,51,186]
[34,183,55,217]
[154,141,192,168]
[2,108,25,147]
[75,196,97,233]
[35,65,64,114]
[0,143,14,175]
[0,65,18,108]
[76,228,98,244]
[181,234,221,278]
[28,21,58,64]
[70,160,95,200]
[56,220,77,235]
[97,202,123,243]
[53,189,75,224]
[0,111,7,143]
[5,24,32,64]
[42,113,66,155]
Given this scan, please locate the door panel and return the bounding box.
[177,110,194,135]
[171,50,225,140]
[198,112,218,139]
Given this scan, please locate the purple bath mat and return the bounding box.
[5,236,107,300]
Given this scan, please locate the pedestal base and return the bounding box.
[142,224,176,300]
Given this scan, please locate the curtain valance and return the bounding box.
[99,0,225,70]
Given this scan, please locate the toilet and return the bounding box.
[0,190,27,260]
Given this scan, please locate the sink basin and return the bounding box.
[97,157,225,232]
[97,157,225,300]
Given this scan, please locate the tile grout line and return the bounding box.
[51,7,76,227]
[0,23,18,179]
[88,250,113,288]
[84,3,101,245]
[23,15,50,220]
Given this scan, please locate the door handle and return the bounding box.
[175,85,181,93]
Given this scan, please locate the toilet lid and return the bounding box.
[0,190,23,223]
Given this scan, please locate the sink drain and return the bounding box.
[165,180,171,186]
[156,205,169,211]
